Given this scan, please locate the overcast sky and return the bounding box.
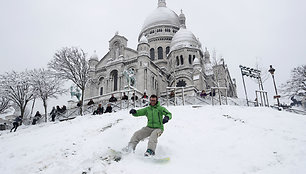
[0,0,305,105]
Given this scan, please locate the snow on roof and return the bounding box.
[141,7,180,33]
[170,28,199,51]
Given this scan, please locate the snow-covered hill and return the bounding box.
[1,105,306,174]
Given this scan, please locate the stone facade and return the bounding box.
[84,0,237,100]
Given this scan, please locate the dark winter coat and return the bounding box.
[132,101,172,131]
[105,106,112,113]
[109,97,117,102]
[131,95,138,101]
[122,95,128,100]
[97,106,104,114]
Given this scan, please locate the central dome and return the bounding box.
[141,7,180,33]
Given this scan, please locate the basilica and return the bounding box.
[84,0,237,101]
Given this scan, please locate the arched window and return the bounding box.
[176,80,187,87]
[158,47,163,59]
[100,87,103,95]
[176,56,179,66]
[189,55,192,64]
[166,46,170,55]
[150,48,155,60]
[110,70,118,91]
[180,55,184,65]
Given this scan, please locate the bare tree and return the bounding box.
[0,96,11,114]
[0,71,35,119]
[0,87,11,114]
[48,47,90,115]
[29,68,67,122]
[280,65,306,97]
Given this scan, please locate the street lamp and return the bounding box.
[268,65,280,107]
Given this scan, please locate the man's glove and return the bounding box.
[162,116,169,124]
[129,109,137,114]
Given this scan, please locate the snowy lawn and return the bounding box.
[0,105,306,174]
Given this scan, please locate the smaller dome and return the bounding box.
[139,35,148,44]
[170,28,199,51]
[90,51,98,61]
[193,57,200,65]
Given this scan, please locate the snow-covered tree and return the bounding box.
[29,68,67,122]
[0,96,11,114]
[48,47,90,115]
[0,71,35,119]
[0,87,11,114]
[280,65,306,97]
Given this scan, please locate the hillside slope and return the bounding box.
[0,105,306,174]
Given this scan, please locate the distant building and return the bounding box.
[85,0,237,100]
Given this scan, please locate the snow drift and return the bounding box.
[0,105,306,174]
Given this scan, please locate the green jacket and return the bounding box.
[132,101,172,131]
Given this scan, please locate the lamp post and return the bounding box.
[268,65,280,107]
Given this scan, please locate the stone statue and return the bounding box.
[123,69,136,87]
[70,85,81,101]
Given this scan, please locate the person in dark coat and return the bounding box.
[87,99,94,105]
[50,106,56,122]
[104,104,112,113]
[169,91,175,98]
[61,105,67,113]
[10,116,22,132]
[209,89,216,97]
[56,105,61,113]
[93,104,104,115]
[131,93,138,102]
[200,90,207,98]
[77,101,82,107]
[32,111,41,125]
[109,94,117,102]
[122,93,128,100]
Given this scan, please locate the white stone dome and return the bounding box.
[141,7,180,33]
[170,28,199,51]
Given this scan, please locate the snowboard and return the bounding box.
[101,148,170,164]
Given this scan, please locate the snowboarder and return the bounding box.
[127,94,172,156]
[10,116,22,132]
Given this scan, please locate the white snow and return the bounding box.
[170,28,199,51]
[141,7,180,32]
[1,105,306,174]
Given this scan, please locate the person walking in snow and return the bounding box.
[10,116,22,132]
[127,94,172,156]
[50,107,56,122]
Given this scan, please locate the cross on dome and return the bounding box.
[158,0,166,7]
